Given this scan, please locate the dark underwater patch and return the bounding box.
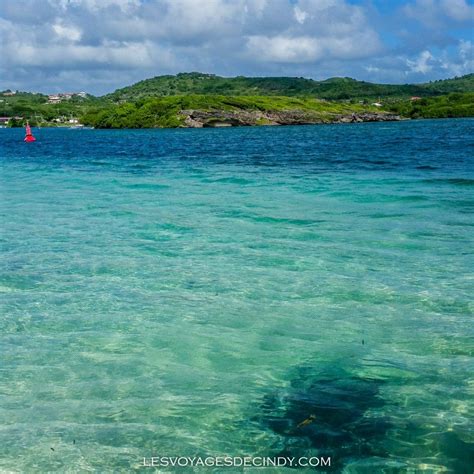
[255,365,474,473]
[258,369,390,470]
[123,183,170,190]
[204,176,254,185]
[437,431,474,474]
[421,178,474,186]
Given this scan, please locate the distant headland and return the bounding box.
[1,72,473,129]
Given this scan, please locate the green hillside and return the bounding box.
[0,90,96,126]
[105,72,474,102]
[389,92,474,118]
[422,74,474,94]
[80,94,385,129]
[1,73,473,128]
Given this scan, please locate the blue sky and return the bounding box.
[0,0,473,95]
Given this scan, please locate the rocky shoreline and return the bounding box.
[180,109,404,128]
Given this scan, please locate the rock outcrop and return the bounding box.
[180,109,403,128]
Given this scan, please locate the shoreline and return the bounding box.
[5,115,472,131]
[179,110,404,128]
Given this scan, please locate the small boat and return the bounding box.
[24,121,36,142]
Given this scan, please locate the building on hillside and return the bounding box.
[372,102,383,107]
[48,92,87,103]
[410,96,422,101]
[0,116,23,126]
[48,95,62,104]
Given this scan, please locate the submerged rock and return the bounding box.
[257,368,390,470]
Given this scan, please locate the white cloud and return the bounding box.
[0,0,472,94]
[52,0,141,12]
[52,22,82,42]
[150,0,241,41]
[246,0,381,64]
[440,40,474,75]
[440,0,474,21]
[406,50,434,73]
[294,6,309,24]
[246,35,323,63]
[4,39,168,69]
[402,40,473,78]
[365,65,381,73]
[246,31,381,64]
[404,0,474,26]
[459,39,474,61]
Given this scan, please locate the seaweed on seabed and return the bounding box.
[258,367,391,471]
[436,431,474,474]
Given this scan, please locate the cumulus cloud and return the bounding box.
[52,22,82,42]
[403,0,474,26]
[403,40,473,78]
[440,39,474,76]
[246,35,324,63]
[294,6,309,24]
[53,0,141,12]
[406,50,435,73]
[440,0,474,21]
[0,0,472,94]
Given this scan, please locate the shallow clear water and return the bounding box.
[1,120,473,473]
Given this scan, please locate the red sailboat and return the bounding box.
[24,121,36,142]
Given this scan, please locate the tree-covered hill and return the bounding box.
[80,92,474,129]
[388,92,474,118]
[422,74,474,94]
[104,72,474,102]
[0,90,96,126]
[1,74,472,128]
[80,94,387,129]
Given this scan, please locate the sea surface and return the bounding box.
[1,120,473,473]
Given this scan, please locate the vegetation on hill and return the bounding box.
[1,73,473,128]
[80,95,384,128]
[421,75,474,95]
[388,92,474,118]
[105,72,474,102]
[0,91,95,126]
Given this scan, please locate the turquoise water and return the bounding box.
[1,120,473,473]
